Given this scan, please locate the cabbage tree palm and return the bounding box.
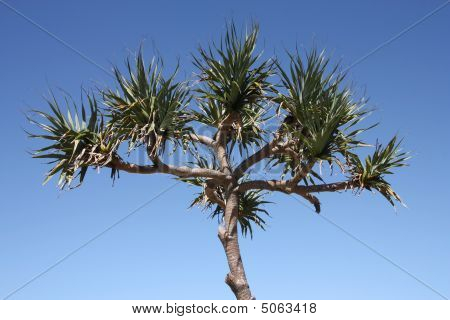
[28,23,408,300]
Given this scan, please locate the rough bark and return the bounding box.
[218,191,254,300]
[211,114,254,299]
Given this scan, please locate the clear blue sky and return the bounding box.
[0,0,449,300]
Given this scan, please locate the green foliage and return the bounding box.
[236,190,271,238]
[28,92,118,188]
[349,136,409,206]
[28,22,409,234]
[192,23,274,153]
[103,52,192,156]
[194,23,273,113]
[272,48,376,187]
[277,49,370,161]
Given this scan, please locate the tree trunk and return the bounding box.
[218,191,254,300]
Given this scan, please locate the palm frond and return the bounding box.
[349,136,409,206]
[28,92,118,188]
[193,22,273,114]
[192,22,274,154]
[276,48,372,177]
[237,190,271,238]
[103,51,193,156]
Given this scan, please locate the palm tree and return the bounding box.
[28,23,408,300]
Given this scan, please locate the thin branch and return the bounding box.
[234,118,300,177]
[289,159,316,186]
[187,133,215,147]
[234,139,278,176]
[238,179,356,195]
[300,193,321,213]
[297,181,355,193]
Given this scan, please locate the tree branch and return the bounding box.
[238,179,356,195]
[154,158,227,180]
[297,181,355,193]
[108,156,229,181]
[236,179,322,213]
[234,138,278,176]
[233,119,302,177]
[215,113,238,175]
[107,157,158,174]
[289,158,316,186]
[187,133,215,147]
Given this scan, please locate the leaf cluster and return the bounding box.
[28,93,118,188]
[349,137,409,205]
[103,53,192,156]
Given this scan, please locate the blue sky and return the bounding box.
[0,0,449,299]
